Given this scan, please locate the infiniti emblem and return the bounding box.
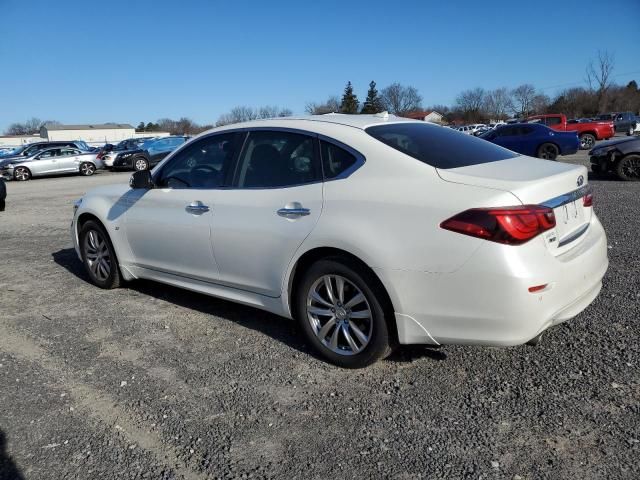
[577,175,584,187]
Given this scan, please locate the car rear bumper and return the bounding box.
[378,214,608,346]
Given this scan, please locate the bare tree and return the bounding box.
[5,117,53,135]
[380,83,423,115]
[511,84,537,118]
[216,105,292,126]
[531,93,550,115]
[483,87,512,120]
[305,96,340,115]
[586,50,615,112]
[455,88,486,121]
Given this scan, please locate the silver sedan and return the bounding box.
[0,147,104,181]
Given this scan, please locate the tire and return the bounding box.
[79,162,96,176]
[615,154,640,182]
[579,133,596,150]
[590,163,602,175]
[536,143,559,160]
[133,157,149,171]
[13,167,31,181]
[526,332,543,346]
[628,125,635,136]
[79,220,122,289]
[295,258,393,368]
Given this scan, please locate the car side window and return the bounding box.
[235,131,320,188]
[497,126,515,137]
[320,141,358,179]
[155,133,240,189]
[37,149,59,159]
[59,148,76,156]
[546,117,562,126]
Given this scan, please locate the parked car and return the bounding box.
[617,112,638,135]
[0,177,5,211]
[103,136,188,171]
[473,126,492,136]
[457,124,485,135]
[0,140,93,161]
[526,114,614,150]
[0,147,103,181]
[635,117,640,134]
[71,114,607,368]
[480,123,580,160]
[589,136,640,181]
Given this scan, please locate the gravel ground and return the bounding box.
[0,146,639,479]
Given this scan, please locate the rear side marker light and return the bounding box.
[583,193,593,207]
[440,205,556,245]
[528,284,548,293]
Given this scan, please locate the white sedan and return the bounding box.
[71,113,608,368]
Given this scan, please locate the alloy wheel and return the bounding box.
[135,158,148,171]
[580,136,595,149]
[80,163,95,175]
[14,167,30,181]
[306,274,373,356]
[540,145,558,160]
[620,156,640,180]
[83,229,111,281]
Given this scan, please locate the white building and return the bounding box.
[0,135,43,148]
[41,123,136,144]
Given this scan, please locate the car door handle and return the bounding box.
[185,201,210,214]
[277,203,310,218]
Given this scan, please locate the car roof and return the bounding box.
[209,113,419,133]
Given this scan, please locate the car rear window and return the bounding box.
[365,122,518,169]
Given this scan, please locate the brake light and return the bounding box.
[583,193,593,207]
[96,152,104,159]
[440,205,556,245]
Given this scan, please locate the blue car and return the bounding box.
[480,123,580,160]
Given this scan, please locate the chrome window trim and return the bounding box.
[541,185,592,209]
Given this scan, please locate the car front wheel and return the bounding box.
[79,220,122,288]
[615,154,640,181]
[296,258,392,368]
[134,157,149,171]
[13,167,31,181]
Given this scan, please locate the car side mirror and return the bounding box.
[129,170,154,189]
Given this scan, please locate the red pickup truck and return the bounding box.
[526,114,615,150]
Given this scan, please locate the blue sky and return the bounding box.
[1,0,638,131]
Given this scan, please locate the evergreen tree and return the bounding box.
[361,81,383,114]
[136,121,145,132]
[340,81,359,114]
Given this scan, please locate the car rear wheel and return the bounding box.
[537,143,559,160]
[79,220,122,289]
[134,157,149,171]
[13,167,31,181]
[579,133,596,150]
[79,162,96,176]
[615,154,640,181]
[295,258,392,368]
[628,126,635,136]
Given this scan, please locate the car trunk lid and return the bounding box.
[437,155,591,255]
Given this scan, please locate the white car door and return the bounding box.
[57,148,82,172]
[30,148,61,175]
[123,132,241,281]
[210,129,324,297]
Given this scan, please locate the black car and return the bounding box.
[0,140,94,163]
[595,112,637,136]
[106,136,189,170]
[590,136,640,181]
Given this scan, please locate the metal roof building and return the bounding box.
[40,123,136,143]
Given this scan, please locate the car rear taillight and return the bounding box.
[440,205,556,245]
[97,152,104,159]
[583,193,593,207]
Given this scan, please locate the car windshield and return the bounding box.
[113,140,134,151]
[76,141,90,150]
[365,122,518,169]
[0,146,26,157]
